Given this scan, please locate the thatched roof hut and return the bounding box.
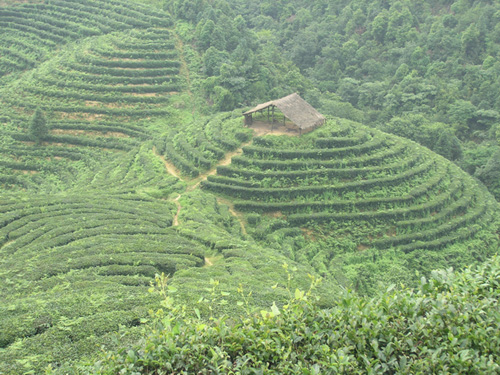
[243,93,325,134]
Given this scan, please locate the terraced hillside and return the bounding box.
[1,28,181,121]
[156,112,253,177]
[203,119,500,289]
[0,0,171,76]
[0,5,189,192]
[0,192,205,370]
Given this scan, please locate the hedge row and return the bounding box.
[164,138,200,177]
[3,145,86,161]
[202,159,435,201]
[314,133,370,148]
[76,54,181,69]
[233,165,449,213]
[231,142,407,171]
[93,48,177,60]
[51,122,150,139]
[0,21,65,43]
[286,180,463,224]
[0,16,80,39]
[51,68,178,85]
[397,183,475,228]
[65,61,179,77]
[38,76,181,94]
[216,152,420,181]
[242,136,387,159]
[370,197,488,249]
[25,85,171,104]
[175,138,212,169]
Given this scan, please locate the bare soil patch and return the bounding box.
[247,121,300,137]
[152,146,182,179]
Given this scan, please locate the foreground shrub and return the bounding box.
[82,257,500,374]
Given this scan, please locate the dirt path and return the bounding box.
[187,140,252,192]
[248,121,300,137]
[154,141,252,235]
[204,257,213,266]
[172,194,181,226]
[217,197,247,236]
[153,146,182,179]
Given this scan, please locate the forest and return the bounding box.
[0,0,499,373]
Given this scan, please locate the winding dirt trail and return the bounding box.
[217,197,247,236]
[172,194,181,226]
[187,140,252,192]
[152,140,251,235]
[153,146,182,179]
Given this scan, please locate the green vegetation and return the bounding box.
[0,0,499,373]
[87,256,500,374]
[160,0,500,199]
[203,119,499,294]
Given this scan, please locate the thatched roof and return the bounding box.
[243,93,326,130]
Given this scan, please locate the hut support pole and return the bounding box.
[272,106,275,123]
[267,107,270,122]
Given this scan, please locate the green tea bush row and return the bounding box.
[2,8,101,36]
[195,135,226,159]
[93,48,177,60]
[287,180,463,225]
[65,61,179,77]
[399,218,492,253]
[203,159,435,201]
[233,167,448,213]
[314,133,370,148]
[217,152,420,181]
[51,68,177,85]
[0,21,66,43]
[397,184,475,228]
[51,121,150,139]
[0,46,35,66]
[175,138,213,169]
[47,0,153,28]
[25,85,171,104]
[231,142,407,171]
[0,16,79,39]
[242,136,387,159]
[76,54,181,69]
[1,27,57,48]
[29,4,123,32]
[0,173,30,189]
[38,76,181,94]
[370,198,488,249]
[164,138,200,177]
[3,144,86,160]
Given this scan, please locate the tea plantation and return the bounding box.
[0,0,499,373]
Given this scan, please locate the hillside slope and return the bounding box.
[0,0,499,373]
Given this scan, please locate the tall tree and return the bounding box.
[29,108,48,145]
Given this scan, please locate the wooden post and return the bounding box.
[272,106,275,123]
[267,107,270,122]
